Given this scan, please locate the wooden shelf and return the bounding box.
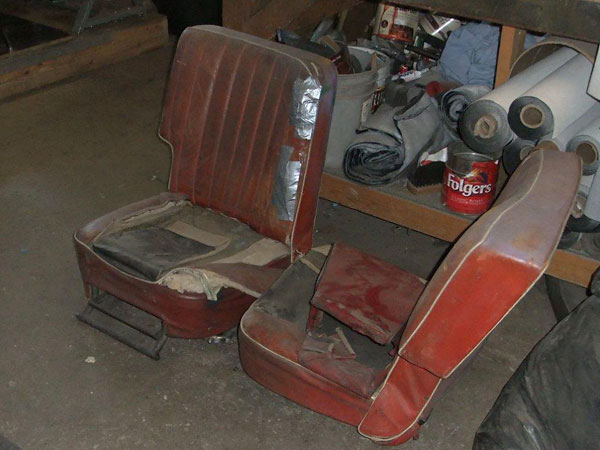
[388,0,600,44]
[224,0,600,43]
[320,171,600,287]
[0,5,168,102]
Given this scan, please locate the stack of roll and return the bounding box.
[456,39,600,254]
[457,43,600,178]
[459,47,578,159]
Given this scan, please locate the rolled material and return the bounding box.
[509,54,596,141]
[570,174,593,220]
[538,103,600,151]
[508,95,554,140]
[440,84,490,134]
[580,174,595,195]
[502,137,535,174]
[566,171,600,233]
[568,116,600,175]
[343,131,405,185]
[511,36,598,75]
[344,92,453,185]
[459,47,577,155]
[459,99,513,155]
[566,173,600,233]
[581,232,600,259]
[324,47,377,171]
[585,171,600,221]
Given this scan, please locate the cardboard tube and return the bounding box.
[502,136,535,174]
[508,96,554,139]
[511,36,598,75]
[568,116,600,175]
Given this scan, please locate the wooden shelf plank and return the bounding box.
[388,0,600,43]
[224,0,600,43]
[320,171,471,241]
[320,172,600,287]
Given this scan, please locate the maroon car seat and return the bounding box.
[73,25,337,358]
[239,149,580,444]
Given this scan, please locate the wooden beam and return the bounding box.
[387,0,600,43]
[495,26,526,87]
[547,249,599,287]
[320,172,471,241]
[223,0,361,39]
[0,15,168,101]
[320,172,600,287]
[223,0,600,43]
[1,0,74,32]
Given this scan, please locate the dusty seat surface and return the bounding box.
[239,149,581,445]
[93,227,216,281]
[82,194,290,296]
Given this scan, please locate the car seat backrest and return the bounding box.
[359,150,580,443]
[399,149,580,378]
[160,26,337,255]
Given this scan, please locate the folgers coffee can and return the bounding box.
[442,143,499,215]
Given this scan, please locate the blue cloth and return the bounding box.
[440,23,500,88]
[440,23,539,88]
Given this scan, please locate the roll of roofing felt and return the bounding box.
[508,95,554,140]
[538,103,600,151]
[502,137,535,174]
[459,47,577,155]
[584,170,600,222]
[511,36,598,75]
[567,173,600,232]
[508,54,596,141]
[440,84,491,134]
[568,116,600,175]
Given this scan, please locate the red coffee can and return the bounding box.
[442,143,499,215]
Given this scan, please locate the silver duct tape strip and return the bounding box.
[290,76,322,140]
[272,145,301,221]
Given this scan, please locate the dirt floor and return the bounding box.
[0,44,561,449]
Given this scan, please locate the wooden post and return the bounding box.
[495,25,526,87]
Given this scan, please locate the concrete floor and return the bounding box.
[0,46,559,449]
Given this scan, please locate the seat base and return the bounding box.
[239,310,372,427]
[74,194,291,339]
[77,238,267,338]
[239,248,438,445]
[77,247,291,340]
[239,254,387,428]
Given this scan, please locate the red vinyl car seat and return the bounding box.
[239,149,580,444]
[73,25,337,358]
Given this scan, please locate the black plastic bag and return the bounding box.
[473,295,600,450]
